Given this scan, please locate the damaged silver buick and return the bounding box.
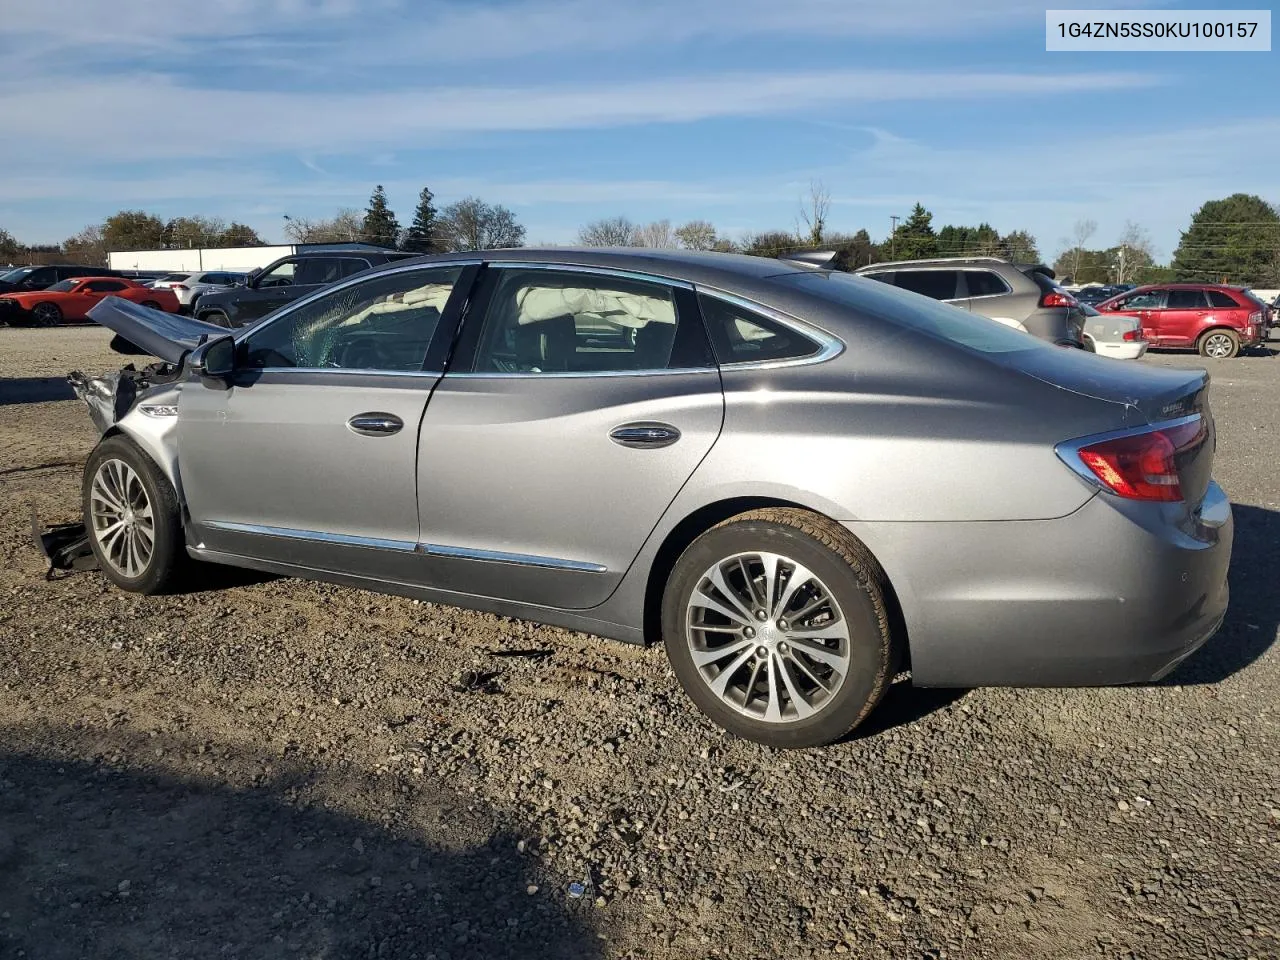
[56,249,1232,748]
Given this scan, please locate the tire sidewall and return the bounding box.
[34,303,61,326]
[1199,329,1239,358]
[83,436,183,594]
[662,520,890,748]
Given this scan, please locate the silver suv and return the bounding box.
[855,257,1085,346]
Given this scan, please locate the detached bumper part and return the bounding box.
[30,507,98,578]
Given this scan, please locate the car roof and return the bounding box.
[386,247,812,288]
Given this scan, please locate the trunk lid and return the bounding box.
[1015,348,1215,504]
[87,296,228,365]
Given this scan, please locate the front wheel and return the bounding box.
[1198,329,1239,359]
[83,436,185,594]
[662,509,899,748]
[32,302,62,326]
[200,309,231,328]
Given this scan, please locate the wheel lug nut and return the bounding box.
[755,646,768,658]
[777,619,788,630]
[744,627,755,638]
[778,642,789,654]
[754,610,767,621]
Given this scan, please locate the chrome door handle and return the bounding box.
[609,422,681,449]
[347,412,404,436]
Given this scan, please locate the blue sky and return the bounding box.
[0,0,1276,261]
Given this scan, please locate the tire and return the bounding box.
[662,508,899,749]
[32,302,62,326]
[82,435,185,594]
[201,310,231,328]
[1081,336,1097,353]
[1198,328,1239,359]
[141,300,161,311]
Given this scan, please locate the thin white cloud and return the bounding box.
[0,69,1161,163]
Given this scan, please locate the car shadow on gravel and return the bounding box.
[0,376,75,405]
[1160,503,1279,685]
[0,732,602,960]
[844,680,967,742]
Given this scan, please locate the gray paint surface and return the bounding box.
[85,248,1232,687]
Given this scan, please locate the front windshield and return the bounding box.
[46,280,77,292]
[1,267,34,282]
[779,270,1049,355]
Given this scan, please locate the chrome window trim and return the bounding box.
[418,542,607,573]
[1054,413,1203,489]
[695,286,845,370]
[249,367,445,378]
[487,261,695,290]
[447,367,718,380]
[206,520,418,553]
[232,259,482,345]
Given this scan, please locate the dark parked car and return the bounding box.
[854,257,1085,346]
[74,248,1230,748]
[1075,285,1119,306]
[194,250,413,328]
[1097,284,1269,358]
[0,263,123,294]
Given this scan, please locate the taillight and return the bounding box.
[1058,418,1206,502]
[1248,310,1262,324]
[1040,291,1077,308]
[1122,329,1142,341]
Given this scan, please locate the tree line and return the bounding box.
[4,184,1278,286]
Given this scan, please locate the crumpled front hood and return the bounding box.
[87,296,229,364]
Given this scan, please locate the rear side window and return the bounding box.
[86,280,127,292]
[161,273,191,282]
[1207,290,1241,308]
[892,270,961,301]
[698,293,822,365]
[964,271,1010,298]
[1167,290,1207,309]
[777,271,1047,355]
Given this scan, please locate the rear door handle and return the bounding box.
[610,422,681,449]
[348,413,404,436]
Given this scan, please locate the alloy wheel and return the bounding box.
[89,458,155,578]
[685,551,851,723]
[32,303,60,326]
[1203,333,1234,358]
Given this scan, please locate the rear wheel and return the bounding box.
[662,509,899,748]
[1198,329,1239,359]
[83,436,185,594]
[141,300,161,310]
[201,310,231,328]
[32,302,62,326]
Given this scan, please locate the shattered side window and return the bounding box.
[239,267,462,372]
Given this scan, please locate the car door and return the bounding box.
[414,263,725,609]
[1160,289,1210,346]
[235,258,305,322]
[73,279,131,318]
[178,262,477,581]
[21,266,58,290]
[1107,289,1167,343]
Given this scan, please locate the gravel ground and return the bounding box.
[1,327,1277,960]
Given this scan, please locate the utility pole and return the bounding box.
[890,215,900,259]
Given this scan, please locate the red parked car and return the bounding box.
[1096,284,1269,359]
[0,277,180,327]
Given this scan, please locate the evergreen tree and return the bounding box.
[362,185,401,249]
[402,187,440,253]
[889,203,938,260]
[1172,193,1280,285]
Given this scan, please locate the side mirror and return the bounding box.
[188,335,235,386]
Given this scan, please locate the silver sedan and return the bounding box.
[76,249,1231,748]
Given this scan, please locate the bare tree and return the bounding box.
[61,224,109,264]
[797,180,831,246]
[283,209,365,243]
[438,197,525,251]
[578,216,637,247]
[634,219,675,249]
[1057,218,1097,282]
[1113,220,1155,284]
[674,220,718,251]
